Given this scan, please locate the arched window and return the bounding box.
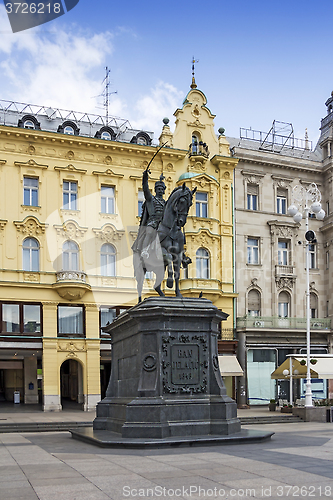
[23,238,39,272]
[62,241,79,271]
[278,291,290,318]
[101,131,111,140]
[101,243,116,276]
[23,120,35,130]
[196,248,210,279]
[64,125,74,135]
[248,289,261,316]
[192,134,199,153]
[310,293,318,318]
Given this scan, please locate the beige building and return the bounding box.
[231,92,333,405]
[0,80,238,410]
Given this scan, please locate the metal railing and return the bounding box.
[236,316,331,330]
[219,328,236,341]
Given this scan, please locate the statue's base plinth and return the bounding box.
[93,298,242,441]
[71,427,274,448]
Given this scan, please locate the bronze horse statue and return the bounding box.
[133,183,196,302]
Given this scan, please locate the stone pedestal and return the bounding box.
[94,297,241,438]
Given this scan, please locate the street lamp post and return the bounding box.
[288,183,325,407]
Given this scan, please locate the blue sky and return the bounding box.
[0,0,332,147]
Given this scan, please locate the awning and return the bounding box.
[218,355,244,376]
[271,356,333,380]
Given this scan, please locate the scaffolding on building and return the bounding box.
[240,120,312,152]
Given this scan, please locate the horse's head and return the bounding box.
[174,183,197,227]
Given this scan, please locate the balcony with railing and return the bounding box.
[53,270,91,301]
[275,265,294,277]
[237,316,331,331]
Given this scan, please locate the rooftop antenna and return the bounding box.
[100,66,117,124]
[191,56,199,89]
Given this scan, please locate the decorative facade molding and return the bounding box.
[241,170,265,184]
[0,219,7,231]
[276,277,295,290]
[267,220,298,238]
[14,216,47,236]
[54,220,88,239]
[92,168,123,178]
[54,164,87,174]
[14,158,48,170]
[57,341,86,357]
[93,223,125,243]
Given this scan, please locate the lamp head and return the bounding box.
[288,204,298,216]
[293,212,302,223]
[316,209,325,221]
[311,201,322,214]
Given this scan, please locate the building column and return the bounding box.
[84,304,101,411]
[42,303,61,411]
[24,356,38,404]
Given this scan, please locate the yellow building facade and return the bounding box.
[0,81,237,411]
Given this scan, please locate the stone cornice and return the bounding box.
[235,149,322,172]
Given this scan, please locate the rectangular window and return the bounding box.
[138,190,144,216]
[23,177,38,206]
[326,251,329,270]
[309,244,316,269]
[276,188,287,214]
[100,306,128,337]
[1,303,41,335]
[63,181,77,210]
[278,241,289,265]
[58,306,84,337]
[23,305,41,333]
[247,238,259,264]
[196,192,208,218]
[278,302,289,318]
[2,304,20,333]
[101,186,115,214]
[247,184,258,211]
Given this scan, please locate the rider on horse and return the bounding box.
[132,168,166,258]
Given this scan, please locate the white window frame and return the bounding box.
[196,192,208,218]
[277,195,287,214]
[23,177,38,206]
[278,240,289,265]
[23,120,35,130]
[63,181,78,210]
[101,186,115,214]
[196,248,210,279]
[62,241,79,271]
[100,243,116,277]
[138,189,144,216]
[247,238,259,265]
[22,237,39,272]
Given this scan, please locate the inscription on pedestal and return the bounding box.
[171,345,199,384]
[162,334,208,394]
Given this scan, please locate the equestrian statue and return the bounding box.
[132,146,196,302]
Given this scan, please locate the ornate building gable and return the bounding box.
[172,82,219,155]
[92,223,125,243]
[54,220,88,239]
[14,216,47,236]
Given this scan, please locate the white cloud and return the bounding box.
[0,7,183,137]
[0,6,127,116]
[132,82,183,135]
